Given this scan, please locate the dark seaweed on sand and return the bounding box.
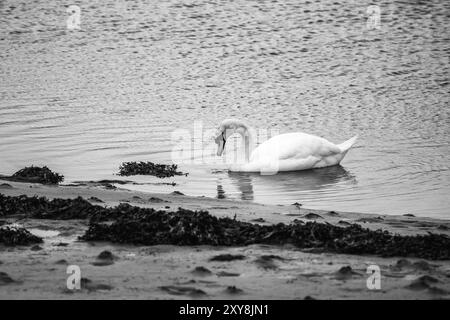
[118,161,187,178]
[0,194,121,221]
[81,205,450,260]
[1,166,64,185]
[0,226,43,246]
[1,193,449,260]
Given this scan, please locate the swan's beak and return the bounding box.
[217,140,224,156]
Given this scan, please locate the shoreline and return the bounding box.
[1,179,449,299]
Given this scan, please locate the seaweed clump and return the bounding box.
[118,161,187,178]
[81,204,450,260]
[0,193,112,221]
[0,226,43,246]
[1,193,449,260]
[2,166,64,185]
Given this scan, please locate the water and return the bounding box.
[1,0,449,218]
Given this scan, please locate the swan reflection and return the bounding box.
[217,165,356,201]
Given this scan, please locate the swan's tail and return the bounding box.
[338,135,358,153]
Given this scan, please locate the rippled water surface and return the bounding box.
[1,0,449,218]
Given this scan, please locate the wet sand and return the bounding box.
[1,179,449,299]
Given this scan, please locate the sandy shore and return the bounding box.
[1,179,449,299]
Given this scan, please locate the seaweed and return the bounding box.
[80,205,450,260]
[118,161,187,178]
[0,272,17,285]
[1,193,450,260]
[209,254,246,262]
[191,266,213,276]
[225,286,243,294]
[1,166,64,185]
[0,193,107,220]
[91,250,116,266]
[0,226,43,246]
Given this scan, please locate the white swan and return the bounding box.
[214,118,358,173]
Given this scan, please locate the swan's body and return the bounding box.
[214,119,357,173]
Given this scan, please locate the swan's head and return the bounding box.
[214,129,227,156]
[214,118,249,156]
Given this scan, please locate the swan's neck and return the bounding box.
[219,119,256,163]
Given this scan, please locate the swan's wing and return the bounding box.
[250,132,341,162]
